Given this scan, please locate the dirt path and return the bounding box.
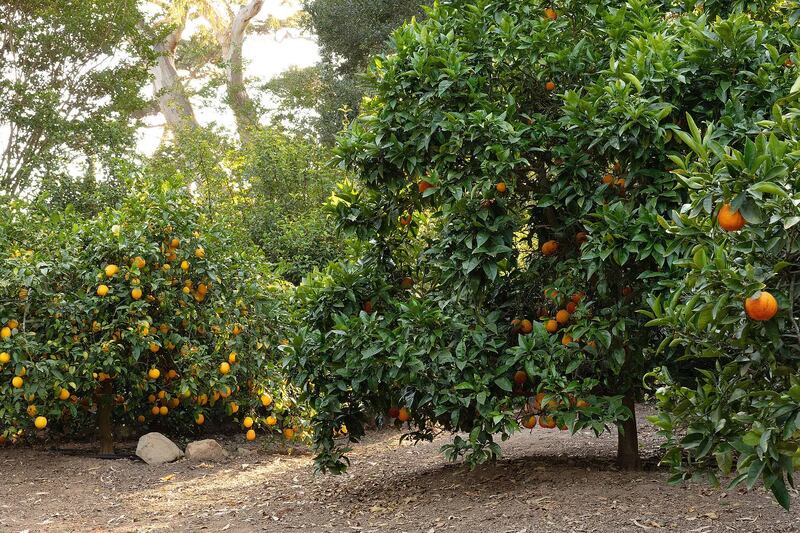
[1,406,797,533]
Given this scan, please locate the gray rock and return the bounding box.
[136,432,183,465]
[236,446,255,456]
[185,439,229,462]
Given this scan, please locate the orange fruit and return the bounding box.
[58,388,70,401]
[137,415,146,423]
[513,370,527,385]
[399,214,413,226]
[34,416,47,430]
[545,81,556,91]
[195,413,205,425]
[26,405,37,417]
[576,399,590,408]
[544,7,557,20]
[0,352,10,364]
[541,240,559,256]
[246,429,256,441]
[566,302,577,314]
[575,232,588,244]
[260,393,272,407]
[149,342,160,353]
[147,368,160,380]
[180,260,190,271]
[159,406,168,416]
[555,309,571,325]
[131,288,143,300]
[400,277,414,289]
[362,301,373,313]
[496,182,507,193]
[561,335,573,346]
[96,285,109,297]
[195,247,205,259]
[230,402,239,414]
[398,407,411,422]
[510,318,522,333]
[520,319,533,334]
[418,180,434,193]
[243,416,254,428]
[602,173,614,185]
[266,415,277,426]
[545,319,559,333]
[104,264,119,277]
[571,292,584,304]
[228,352,237,364]
[718,203,746,231]
[12,376,23,388]
[745,291,778,321]
[283,428,295,440]
[522,415,537,429]
[219,362,231,375]
[132,256,146,269]
[170,238,180,248]
[539,415,557,429]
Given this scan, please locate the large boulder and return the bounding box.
[136,432,183,465]
[185,439,229,462]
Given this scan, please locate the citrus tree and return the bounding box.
[0,181,304,452]
[646,96,800,508]
[288,0,800,483]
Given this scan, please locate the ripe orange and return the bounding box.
[545,81,556,91]
[362,301,373,313]
[26,405,37,417]
[131,288,143,300]
[58,388,70,401]
[514,370,527,385]
[230,402,239,414]
[12,376,23,388]
[545,288,560,300]
[283,428,295,440]
[571,292,584,304]
[602,173,614,185]
[0,352,10,364]
[96,285,109,297]
[195,247,205,259]
[137,415,146,423]
[544,7,557,20]
[219,362,231,375]
[104,264,119,277]
[151,405,160,416]
[148,368,161,380]
[266,415,277,426]
[522,415,537,429]
[539,415,557,429]
[575,232,588,244]
[576,399,590,408]
[398,407,411,422]
[149,342,160,353]
[520,319,533,334]
[198,394,208,406]
[243,416,254,429]
[541,240,559,256]
[418,180,434,193]
[132,256,146,269]
[170,238,180,248]
[400,277,414,289]
[34,416,47,430]
[561,334,573,346]
[745,291,778,321]
[545,319,559,333]
[718,203,746,231]
[228,352,237,365]
[510,318,522,333]
[246,429,256,441]
[159,406,168,416]
[195,413,205,425]
[180,260,190,271]
[399,214,413,226]
[555,309,571,325]
[496,182,507,193]
[566,301,577,314]
[260,393,272,407]
[166,369,178,379]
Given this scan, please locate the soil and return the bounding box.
[1,405,797,533]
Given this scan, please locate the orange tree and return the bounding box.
[288,0,800,479]
[0,181,302,453]
[646,99,800,508]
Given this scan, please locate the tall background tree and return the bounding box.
[0,0,155,198]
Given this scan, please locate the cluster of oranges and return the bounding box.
[387,406,412,423]
[716,203,779,321]
[513,372,590,430]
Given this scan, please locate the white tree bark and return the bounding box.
[209,0,264,144]
[152,7,199,132]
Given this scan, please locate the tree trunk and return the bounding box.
[616,391,641,470]
[97,381,115,456]
[152,8,199,132]
[220,0,264,145]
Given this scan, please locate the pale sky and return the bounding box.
[136,0,320,155]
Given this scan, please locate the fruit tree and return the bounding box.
[0,181,302,453]
[288,0,800,490]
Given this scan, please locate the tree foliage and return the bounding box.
[0,0,155,197]
[287,0,800,509]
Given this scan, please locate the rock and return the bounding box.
[236,446,255,457]
[185,439,229,462]
[136,432,183,465]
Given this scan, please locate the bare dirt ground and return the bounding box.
[1,405,798,533]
